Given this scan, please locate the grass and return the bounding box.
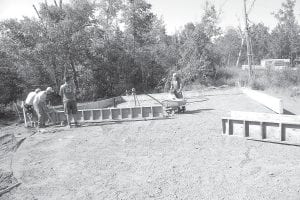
[214,66,300,96]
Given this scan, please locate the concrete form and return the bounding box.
[222,111,300,145]
[49,106,164,124]
[242,88,283,114]
[77,96,124,110]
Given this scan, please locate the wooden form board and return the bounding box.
[49,106,164,123]
[242,88,283,114]
[222,111,300,145]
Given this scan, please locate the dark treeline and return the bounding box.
[0,0,299,106]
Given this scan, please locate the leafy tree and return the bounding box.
[270,0,300,65]
[0,51,23,105]
[177,1,221,84]
[249,23,271,64]
[215,28,243,67]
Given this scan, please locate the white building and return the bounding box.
[242,59,291,71]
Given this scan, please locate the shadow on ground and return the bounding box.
[184,109,215,115]
[283,109,296,115]
[187,98,209,104]
[79,117,174,127]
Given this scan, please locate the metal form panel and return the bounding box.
[49,106,164,124]
[222,111,300,145]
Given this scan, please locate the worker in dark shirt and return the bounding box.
[59,76,79,128]
[170,73,183,99]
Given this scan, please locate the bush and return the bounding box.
[249,77,266,90]
[241,68,300,91]
[213,67,244,86]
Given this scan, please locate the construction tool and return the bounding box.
[21,101,28,127]
[145,93,187,114]
[14,102,22,122]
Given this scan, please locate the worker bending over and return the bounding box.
[33,87,54,128]
[24,88,41,123]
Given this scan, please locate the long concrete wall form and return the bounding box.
[242,88,283,114]
[222,111,300,145]
[78,96,125,110]
[53,96,126,111]
[49,106,164,124]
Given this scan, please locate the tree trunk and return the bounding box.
[236,37,245,67]
[69,58,79,92]
[51,57,59,90]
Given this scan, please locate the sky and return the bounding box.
[0,0,299,34]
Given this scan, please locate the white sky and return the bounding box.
[0,0,300,34]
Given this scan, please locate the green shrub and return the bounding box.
[213,67,239,86]
[249,77,266,90]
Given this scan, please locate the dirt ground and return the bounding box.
[1,88,300,200]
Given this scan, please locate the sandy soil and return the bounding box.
[1,88,300,200]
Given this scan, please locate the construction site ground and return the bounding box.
[1,87,300,200]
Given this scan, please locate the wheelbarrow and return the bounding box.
[162,98,187,114]
[145,93,187,114]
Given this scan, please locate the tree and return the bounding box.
[122,0,165,91]
[249,23,271,64]
[0,51,23,105]
[177,1,221,84]
[270,0,300,65]
[215,28,243,67]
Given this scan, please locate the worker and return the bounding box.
[33,87,54,128]
[24,88,41,123]
[170,73,183,99]
[59,76,79,128]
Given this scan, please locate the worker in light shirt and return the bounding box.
[24,88,41,121]
[33,87,54,128]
